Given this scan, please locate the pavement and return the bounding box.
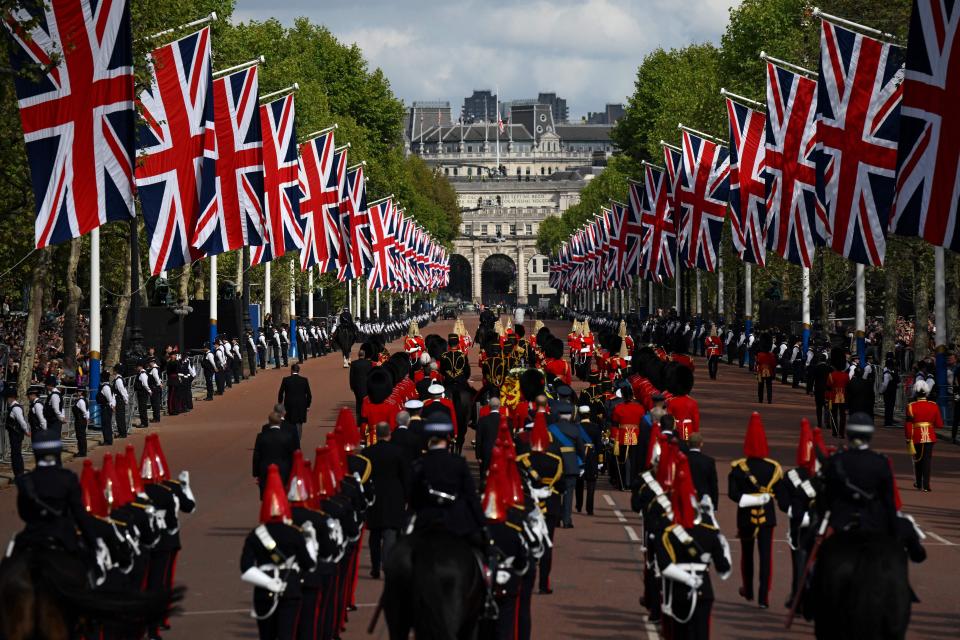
[1,315,958,639]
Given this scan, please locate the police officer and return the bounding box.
[4,385,30,475]
[43,374,65,446]
[72,384,89,458]
[246,330,258,376]
[112,363,129,439]
[214,340,228,394]
[147,357,163,422]
[135,360,152,425]
[231,338,243,384]
[880,356,900,427]
[96,372,116,445]
[257,328,268,369]
[279,325,290,367]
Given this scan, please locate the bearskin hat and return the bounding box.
[543,337,564,360]
[519,369,546,401]
[425,334,447,360]
[672,332,690,355]
[830,346,847,371]
[366,367,394,404]
[665,362,694,396]
[608,335,623,356]
[536,326,552,346]
[757,332,774,353]
[388,352,411,379]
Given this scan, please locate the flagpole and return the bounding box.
[696,270,703,316]
[759,51,816,78]
[259,83,299,103]
[375,289,380,318]
[209,255,218,346]
[720,87,764,110]
[300,123,338,143]
[89,228,101,427]
[242,247,252,335]
[264,261,272,321]
[143,11,217,41]
[744,263,752,365]
[934,247,949,417]
[348,279,353,317]
[307,268,314,319]
[802,267,811,356]
[811,7,900,42]
[678,123,727,146]
[495,86,500,172]
[717,254,724,321]
[289,261,297,361]
[212,55,265,79]
[365,282,370,320]
[855,263,866,366]
[649,281,654,317]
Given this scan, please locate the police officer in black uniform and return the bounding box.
[4,386,30,475]
[112,363,129,438]
[72,384,89,458]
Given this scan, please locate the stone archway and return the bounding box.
[481,253,517,306]
[445,254,472,301]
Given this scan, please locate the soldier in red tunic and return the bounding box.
[905,379,942,491]
[610,385,646,490]
[666,365,700,442]
[543,337,572,387]
[826,348,850,438]
[704,325,723,380]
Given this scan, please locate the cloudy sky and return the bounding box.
[233,0,737,119]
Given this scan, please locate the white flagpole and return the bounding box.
[717,255,724,320]
[264,261,272,320]
[89,229,101,425]
[934,247,948,414]
[802,267,811,355]
[348,279,353,316]
[696,270,703,315]
[307,268,314,318]
[855,263,866,366]
[289,261,297,360]
[209,255,218,344]
[745,263,753,366]
[495,87,500,172]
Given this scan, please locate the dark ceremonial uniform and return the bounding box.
[291,504,344,640]
[727,457,785,607]
[517,450,563,594]
[812,359,833,429]
[410,447,485,537]
[776,466,817,602]
[704,336,722,379]
[14,464,97,554]
[820,446,898,534]
[575,417,602,515]
[240,522,314,640]
[439,348,470,385]
[905,399,941,491]
[631,472,674,621]
[656,523,731,639]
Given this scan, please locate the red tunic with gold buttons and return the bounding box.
[826,370,849,404]
[704,336,723,358]
[755,351,777,379]
[545,358,572,386]
[905,399,942,445]
[667,394,700,440]
[611,400,646,446]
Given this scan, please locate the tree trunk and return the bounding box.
[947,252,960,349]
[914,259,930,361]
[18,248,53,396]
[62,237,82,377]
[178,266,190,304]
[104,238,132,367]
[882,264,897,361]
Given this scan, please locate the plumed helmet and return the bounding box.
[743,412,769,458]
[334,407,362,452]
[481,457,509,523]
[530,412,551,452]
[259,465,293,524]
[366,367,394,404]
[671,452,699,529]
[665,363,694,396]
[519,369,546,401]
[287,450,313,504]
[123,445,144,496]
[80,459,107,517]
[796,418,816,475]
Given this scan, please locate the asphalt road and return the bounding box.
[1,316,957,639]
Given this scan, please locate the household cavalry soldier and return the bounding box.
[4,385,30,475]
[246,330,258,376]
[404,322,425,362]
[147,357,163,422]
[96,372,116,446]
[240,463,317,640]
[657,452,732,639]
[727,412,785,609]
[112,363,129,439]
[439,333,470,384]
[905,379,941,492]
[777,419,818,607]
[135,360,152,426]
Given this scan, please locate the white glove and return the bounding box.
[241,567,284,593]
[301,521,319,564]
[738,493,770,508]
[178,470,197,506]
[662,563,702,589]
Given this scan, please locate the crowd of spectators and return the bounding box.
[0,305,90,387]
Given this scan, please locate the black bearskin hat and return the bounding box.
[519,369,546,401]
[758,332,774,353]
[543,337,564,360]
[609,335,623,356]
[514,324,526,338]
[665,362,694,396]
[366,367,394,404]
[389,352,411,379]
[425,334,447,360]
[672,332,690,355]
[830,346,847,371]
[536,326,552,346]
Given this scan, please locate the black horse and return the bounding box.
[804,530,912,640]
[382,529,485,640]
[0,546,181,640]
[333,323,357,367]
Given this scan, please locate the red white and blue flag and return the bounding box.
[726,98,768,265]
[891,0,960,253]
[330,148,351,278]
[367,197,395,290]
[764,62,822,268]
[677,130,729,272]
[816,20,903,266]
[5,0,136,249]
[637,164,676,282]
[346,166,372,278]
[298,131,337,272]
[254,93,301,265]
[194,65,266,257]
[134,27,215,275]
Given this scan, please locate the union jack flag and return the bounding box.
[726,98,768,265]
[677,131,729,272]
[330,148,351,279]
[636,165,676,282]
[193,66,265,256]
[346,166,372,278]
[366,197,395,290]
[816,20,904,266]
[663,144,682,218]
[891,0,960,252]
[607,201,631,286]
[765,62,822,268]
[297,131,337,272]
[134,27,215,275]
[254,94,301,265]
[5,0,135,249]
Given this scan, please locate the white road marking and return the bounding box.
[624,525,641,542]
[926,531,955,546]
[613,509,627,523]
[603,493,616,506]
[645,620,661,639]
[181,604,378,616]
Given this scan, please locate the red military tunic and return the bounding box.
[404,336,424,360]
[704,336,723,358]
[755,351,777,379]
[611,400,646,446]
[671,353,695,371]
[361,397,398,439]
[905,399,942,445]
[567,333,581,355]
[667,394,700,441]
[826,370,849,404]
[545,358,572,386]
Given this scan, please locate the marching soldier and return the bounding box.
[240,464,316,640]
[826,348,850,438]
[575,405,601,516]
[4,385,30,475]
[113,363,129,438]
[905,379,941,492]
[755,335,776,404]
[727,412,786,609]
[666,366,699,442]
[704,325,722,380]
[610,385,645,490]
[777,419,818,607]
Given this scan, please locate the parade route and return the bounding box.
[1,316,958,639]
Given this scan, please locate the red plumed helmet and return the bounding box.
[140,434,170,484]
[796,418,816,475]
[151,434,172,481]
[100,453,118,511]
[812,427,830,458]
[335,407,362,452]
[313,447,339,499]
[325,431,347,480]
[112,454,135,508]
[124,445,145,495]
[481,460,508,522]
[80,459,107,517]
[645,422,662,469]
[259,464,293,524]
[503,449,525,507]
[530,412,551,452]
[743,412,769,458]
[671,452,698,529]
[656,435,678,492]
[287,450,312,505]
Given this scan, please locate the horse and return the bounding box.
[382,529,485,640]
[333,323,357,367]
[0,546,182,640]
[803,530,912,640]
[445,378,476,455]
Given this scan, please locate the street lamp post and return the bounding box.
[125,219,146,372]
[172,301,193,354]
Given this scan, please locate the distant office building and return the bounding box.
[462,90,498,123]
[537,92,569,124]
[407,101,452,140]
[586,103,625,125]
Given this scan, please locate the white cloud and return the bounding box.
[233,0,738,117]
